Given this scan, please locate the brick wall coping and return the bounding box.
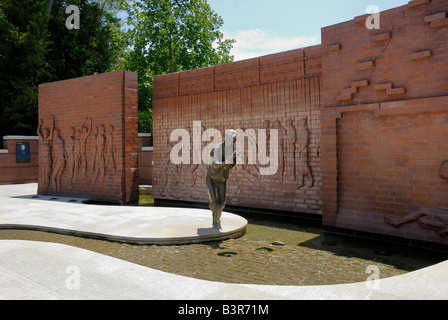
[0,150,7,154]
[3,136,39,140]
[322,95,448,119]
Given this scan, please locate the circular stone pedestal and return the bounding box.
[0,183,248,245]
[136,209,248,245]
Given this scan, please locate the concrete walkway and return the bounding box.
[0,184,247,245]
[0,184,447,300]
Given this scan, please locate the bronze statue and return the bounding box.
[206,129,239,229]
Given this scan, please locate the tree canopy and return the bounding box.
[0,0,124,139]
[0,0,50,139]
[0,0,234,138]
[124,0,235,133]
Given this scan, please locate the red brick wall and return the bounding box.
[37,71,139,203]
[0,136,38,184]
[321,0,448,107]
[139,133,153,185]
[152,0,448,246]
[321,0,448,245]
[152,46,323,215]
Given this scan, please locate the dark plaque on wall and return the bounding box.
[16,142,30,163]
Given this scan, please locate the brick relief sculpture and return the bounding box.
[153,43,323,215]
[440,161,448,181]
[154,101,321,215]
[321,0,448,246]
[37,116,55,193]
[79,117,92,178]
[296,118,313,189]
[385,161,448,238]
[66,127,79,185]
[38,71,139,204]
[38,115,119,192]
[384,207,448,238]
[151,0,448,247]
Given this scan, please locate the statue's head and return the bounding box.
[225,129,237,145]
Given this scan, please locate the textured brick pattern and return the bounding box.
[322,0,448,107]
[37,71,139,203]
[321,0,448,245]
[138,134,153,185]
[152,0,448,246]
[153,46,323,215]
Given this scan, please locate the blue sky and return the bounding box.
[208,0,410,61]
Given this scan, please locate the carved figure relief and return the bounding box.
[80,117,92,177]
[51,128,66,193]
[66,127,80,185]
[239,128,262,190]
[285,119,297,183]
[179,126,199,188]
[385,207,448,237]
[273,119,287,183]
[159,128,181,199]
[167,146,181,199]
[384,161,448,238]
[91,125,106,186]
[38,115,119,194]
[37,116,55,193]
[159,129,171,197]
[263,120,271,155]
[105,124,117,174]
[158,115,319,202]
[296,117,314,189]
[440,161,448,181]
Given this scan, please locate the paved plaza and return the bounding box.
[0,183,447,300]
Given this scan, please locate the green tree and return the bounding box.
[45,0,125,81]
[0,0,50,139]
[124,0,235,133]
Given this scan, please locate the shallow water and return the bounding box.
[0,208,446,286]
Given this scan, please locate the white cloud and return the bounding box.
[224,29,320,61]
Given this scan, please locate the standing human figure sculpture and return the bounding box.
[92,124,106,186]
[66,127,78,185]
[37,116,55,193]
[206,130,240,229]
[79,117,92,178]
[105,124,117,174]
[273,120,287,183]
[51,127,67,193]
[285,118,297,183]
